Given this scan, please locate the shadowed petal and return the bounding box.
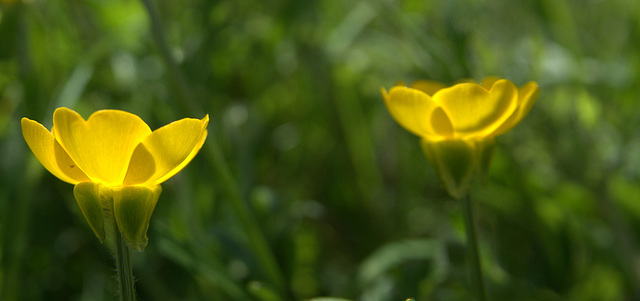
[53,108,152,186]
[431,107,454,138]
[410,80,447,96]
[123,115,209,186]
[480,76,500,89]
[492,82,540,136]
[434,80,518,138]
[21,118,90,184]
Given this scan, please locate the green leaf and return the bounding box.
[247,281,282,301]
[357,239,448,287]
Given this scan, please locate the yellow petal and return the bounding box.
[380,87,390,100]
[123,115,209,186]
[383,87,453,138]
[53,108,152,186]
[434,80,518,138]
[492,81,540,136]
[21,118,90,184]
[410,80,447,96]
[431,107,454,138]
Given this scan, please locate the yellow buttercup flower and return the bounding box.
[22,107,208,251]
[382,77,539,199]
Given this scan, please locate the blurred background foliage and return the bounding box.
[1,0,640,300]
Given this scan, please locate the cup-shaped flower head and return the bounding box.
[21,107,208,251]
[381,77,539,199]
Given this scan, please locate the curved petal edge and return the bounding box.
[21,117,90,184]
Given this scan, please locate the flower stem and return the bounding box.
[461,194,488,301]
[110,208,136,301]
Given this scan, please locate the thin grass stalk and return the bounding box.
[461,194,488,301]
[138,0,286,295]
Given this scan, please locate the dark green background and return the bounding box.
[1,0,640,300]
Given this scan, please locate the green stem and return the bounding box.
[461,194,488,301]
[204,141,287,294]
[111,212,136,301]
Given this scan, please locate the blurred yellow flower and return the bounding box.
[381,77,539,199]
[22,107,208,250]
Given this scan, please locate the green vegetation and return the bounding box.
[1,0,640,300]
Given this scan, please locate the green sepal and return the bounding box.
[73,182,109,242]
[421,139,476,200]
[475,138,496,187]
[113,185,162,252]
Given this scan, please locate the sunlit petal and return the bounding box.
[153,129,207,186]
[383,87,453,138]
[21,118,90,184]
[123,115,209,186]
[53,108,152,186]
[434,80,518,138]
[492,82,540,136]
